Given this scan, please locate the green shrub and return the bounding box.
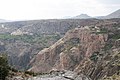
[9,67,18,72]
[24,71,35,76]
[90,52,99,62]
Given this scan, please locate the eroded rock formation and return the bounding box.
[29,27,108,74]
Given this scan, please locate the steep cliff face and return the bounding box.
[29,27,108,73]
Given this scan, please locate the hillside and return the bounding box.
[29,19,120,80]
[29,27,108,72]
[0,19,103,34]
[104,9,120,19]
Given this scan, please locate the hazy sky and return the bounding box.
[0,0,120,20]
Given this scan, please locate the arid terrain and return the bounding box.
[0,9,120,80]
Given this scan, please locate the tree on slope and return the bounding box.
[0,54,9,80]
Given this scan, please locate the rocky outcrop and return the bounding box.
[28,70,91,80]
[29,27,108,73]
[74,48,120,80]
[11,29,33,35]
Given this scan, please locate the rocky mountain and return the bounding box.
[97,9,120,19]
[29,19,120,80]
[104,9,120,19]
[72,14,92,19]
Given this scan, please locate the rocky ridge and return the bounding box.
[29,27,108,73]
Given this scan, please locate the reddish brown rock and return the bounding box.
[29,27,108,73]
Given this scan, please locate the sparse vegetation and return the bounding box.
[95,28,108,34]
[0,33,61,70]
[90,52,99,62]
[63,38,80,52]
[24,71,49,76]
[0,34,61,43]
[110,34,120,39]
[104,43,113,50]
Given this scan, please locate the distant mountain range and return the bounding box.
[0,19,11,23]
[98,9,120,19]
[0,9,120,22]
[70,9,120,19]
[72,14,91,19]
